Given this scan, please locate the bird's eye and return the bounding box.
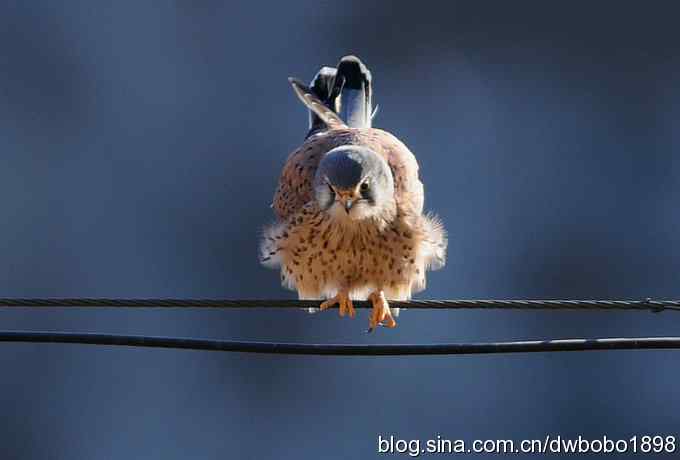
[360,182,370,198]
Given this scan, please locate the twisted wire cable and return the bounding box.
[0,298,676,312]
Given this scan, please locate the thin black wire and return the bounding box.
[0,331,679,355]
[0,298,677,312]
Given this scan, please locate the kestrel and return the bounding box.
[260,55,447,331]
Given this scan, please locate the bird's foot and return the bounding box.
[320,290,355,318]
[367,290,397,332]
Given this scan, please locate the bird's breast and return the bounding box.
[280,206,426,299]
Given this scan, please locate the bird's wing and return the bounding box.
[289,78,347,131]
[273,128,424,220]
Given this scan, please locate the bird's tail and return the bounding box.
[334,55,374,128]
[306,66,341,135]
[290,55,376,136]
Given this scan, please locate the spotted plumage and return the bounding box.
[260,56,447,330]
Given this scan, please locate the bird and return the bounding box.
[260,55,447,331]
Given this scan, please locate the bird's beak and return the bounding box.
[336,189,358,214]
[344,200,353,213]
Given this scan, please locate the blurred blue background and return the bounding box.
[0,1,679,458]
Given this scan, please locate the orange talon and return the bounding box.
[368,290,396,331]
[320,290,355,319]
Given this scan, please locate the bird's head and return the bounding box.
[314,146,395,222]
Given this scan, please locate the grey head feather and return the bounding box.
[318,148,365,189]
[313,146,394,214]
